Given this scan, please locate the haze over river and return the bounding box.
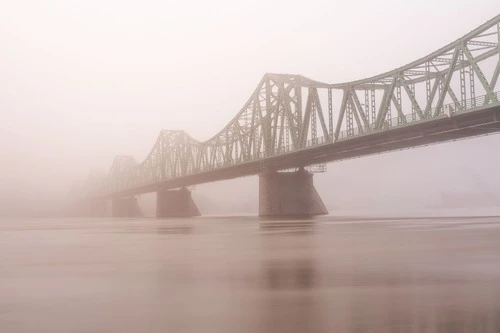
[1,215,500,332]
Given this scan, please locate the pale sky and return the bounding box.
[1,0,500,213]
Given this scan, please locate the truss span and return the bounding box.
[91,14,500,197]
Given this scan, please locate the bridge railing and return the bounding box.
[452,91,500,115]
[305,136,330,148]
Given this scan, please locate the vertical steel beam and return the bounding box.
[370,88,376,126]
[469,65,476,108]
[396,85,402,124]
[311,92,317,145]
[426,62,431,108]
[346,99,353,136]
[328,88,333,139]
[460,51,467,107]
[364,90,369,121]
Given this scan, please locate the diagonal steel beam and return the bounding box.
[425,76,442,117]
[334,89,349,140]
[312,89,330,142]
[492,56,500,89]
[399,74,425,119]
[390,94,406,122]
[349,99,363,132]
[350,89,370,128]
[277,91,286,152]
[486,56,500,104]
[299,88,313,147]
[435,48,460,116]
[281,85,299,148]
[270,85,283,154]
[447,86,462,111]
[375,77,397,129]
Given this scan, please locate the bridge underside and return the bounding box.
[106,105,500,198]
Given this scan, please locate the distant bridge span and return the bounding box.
[88,15,500,217]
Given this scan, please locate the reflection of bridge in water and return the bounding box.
[88,15,500,218]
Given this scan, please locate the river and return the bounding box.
[1,215,500,332]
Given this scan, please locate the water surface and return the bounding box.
[1,215,500,332]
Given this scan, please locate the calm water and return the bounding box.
[1,215,500,332]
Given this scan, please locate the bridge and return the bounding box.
[87,15,500,218]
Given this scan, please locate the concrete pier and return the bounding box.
[259,168,328,217]
[87,199,107,217]
[111,197,143,217]
[156,188,201,217]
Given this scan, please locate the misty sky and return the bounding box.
[1,1,500,213]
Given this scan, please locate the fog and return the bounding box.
[1,0,500,216]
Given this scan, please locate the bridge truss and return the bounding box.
[92,15,500,196]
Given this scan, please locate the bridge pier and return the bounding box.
[156,188,201,217]
[87,199,107,217]
[111,197,143,217]
[259,168,328,217]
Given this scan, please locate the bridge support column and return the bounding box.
[156,188,201,217]
[111,197,143,217]
[259,168,328,217]
[88,199,107,217]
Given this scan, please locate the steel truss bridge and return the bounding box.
[89,15,500,200]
